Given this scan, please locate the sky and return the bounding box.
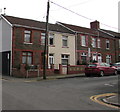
[0,0,119,32]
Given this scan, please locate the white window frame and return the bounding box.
[106,39,110,49]
[81,53,87,63]
[49,34,54,45]
[92,53,97,61]
[41,33,45,45]
[24,30,31,43]
[97,38,101,48]
[49,54,54,65]
[61,54,69,65]
[106,55,111,64]
[98,53,102,63]
[91,37,96,48]
[22,52,33,65]
[62,36,68,47]
[81,35,87,46]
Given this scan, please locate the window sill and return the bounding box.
[81,45,88,47]
[49,45,55,47]
[106,48,110,50]
[62,46,69,48]
[24,42,33,45]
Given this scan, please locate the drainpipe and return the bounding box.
[75,32,78,65]
[114,37,117,62]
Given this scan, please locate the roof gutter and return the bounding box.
[13,24,46,31]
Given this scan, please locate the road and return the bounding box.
[2,75,119,110]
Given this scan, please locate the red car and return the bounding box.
[85,62,117,77]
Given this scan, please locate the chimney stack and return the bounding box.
[90,20,100,29]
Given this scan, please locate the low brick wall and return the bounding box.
[12,68,54,78]
[12,64,54,78]
[67,65,85,74]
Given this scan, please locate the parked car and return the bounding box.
[85,62,117,77]
[112,62,120,74]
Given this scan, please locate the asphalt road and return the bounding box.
[2,75,119,110]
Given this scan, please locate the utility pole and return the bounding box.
[43,0,50,79]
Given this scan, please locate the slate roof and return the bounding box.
[58,22,98,36]
[2,15,74,34]
[2,15,120,38]
[58,22,120,39]
[102,29,120,38]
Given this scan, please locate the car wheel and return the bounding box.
[99,71,104,77]
[114,70,117,75]
[85,73,90,77]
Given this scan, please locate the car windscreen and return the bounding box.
[112,64,120,66]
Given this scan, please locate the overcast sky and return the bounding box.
[0,0,119,32]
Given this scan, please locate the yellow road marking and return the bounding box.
[90,93,119,109]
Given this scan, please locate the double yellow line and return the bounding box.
[90,93,119,109]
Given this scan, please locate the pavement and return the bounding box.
[2,73,85,81]
[102,94,119,106]
[1,73,120,109]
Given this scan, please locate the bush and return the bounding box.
[25,64,31,70]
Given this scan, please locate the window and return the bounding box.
[49,54,54,65]
[24,30,31,43]
[81,35,87,46]
[22,52,32,65]
[106,55,111,64]
[98,53,102,63]
[49,34,54,45]
[97,38,101,48]
[106,40,110,49]
[81,53,87,64]
[41,33,45,45]
[91,37,96,48]
[92,53,97,61]
[62,36,68,47]
[61,54,69,65]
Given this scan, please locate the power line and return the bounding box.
[66,0,95,8]
[51,1,93,21]
[50,1,119,31]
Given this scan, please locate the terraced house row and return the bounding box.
[0,14,120,77]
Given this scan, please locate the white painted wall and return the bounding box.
[118,1,120,33]
[49,32,76,69]
[0,15,12,75]
[0,16,2,52]
[1,16,12,52]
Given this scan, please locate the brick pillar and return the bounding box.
[59,64,62,74]
[20,64,26,77]
[67,64,70,74]
[51,64,54,71]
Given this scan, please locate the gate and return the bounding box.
[62,65,67,74]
